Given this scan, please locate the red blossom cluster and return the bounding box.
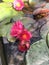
[10,21,32,52]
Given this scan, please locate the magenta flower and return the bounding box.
[13,0,24,10]
[18,41,30,52]
[10,21,24,38]
[19,29,32,41]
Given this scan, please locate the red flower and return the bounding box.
[18,41,30,52]
[10,21,24,38]
[19,29,32,41]
[13,0,24,10]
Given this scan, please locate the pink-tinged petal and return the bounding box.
[19,40,25,45]
[18,41,30,52]
[25,42,30,49]
[13,0,24,10]
[10,20,24,37]
[19,29,32,41]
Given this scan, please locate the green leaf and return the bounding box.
[29,0,36,6]
[13,11,24,21]
[0,3,22,24]
[3,0,14,3]
[0,18,11,25]
[26,39,49,65]
[20,17,35,31]
[0,3,12,22]
[7,33,16,42]
[0,2,12,8]
[1,23,16,42]
[1,24,11,37]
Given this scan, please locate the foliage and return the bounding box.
[3,0,14,3]
[0,0,49,65]
[0,2,24,42]
[26,39,49,65]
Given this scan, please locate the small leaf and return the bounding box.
[29,0,36,6]
[7,34,16,42]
